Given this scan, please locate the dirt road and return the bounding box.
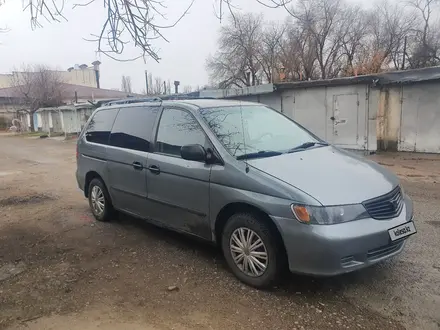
[0,135,439,330]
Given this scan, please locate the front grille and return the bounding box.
[363,186,404,220]
[367,241,404,260]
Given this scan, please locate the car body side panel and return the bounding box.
[106,146,150,216]
[76,138,111,197]
[146,153,212,240]
[208,161,322,242]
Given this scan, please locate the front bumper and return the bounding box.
[272,198,414,276]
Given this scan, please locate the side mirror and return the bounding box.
[181,144,207,162]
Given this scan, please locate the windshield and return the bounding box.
[199,105,324,159]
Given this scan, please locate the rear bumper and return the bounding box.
[76,169,85,192]
[272,198,414,276]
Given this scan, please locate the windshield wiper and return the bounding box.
[236,150,283,160]
[287,141,328,153]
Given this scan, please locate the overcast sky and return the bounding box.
[0,0,289,92]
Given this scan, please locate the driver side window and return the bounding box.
[155,108,208,158]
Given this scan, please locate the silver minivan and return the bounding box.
[76,99,416,288]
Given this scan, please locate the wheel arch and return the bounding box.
[214,202,286,253]
[84,171,111,202]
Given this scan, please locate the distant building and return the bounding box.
[0,81,143,130]
[0,61,101,89]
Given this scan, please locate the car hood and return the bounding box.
[247,146,399,205]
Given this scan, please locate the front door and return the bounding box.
[146,107,212,240]
[107,106,159,216]
[332,94,359,147]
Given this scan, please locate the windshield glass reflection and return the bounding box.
[199,105,324,159]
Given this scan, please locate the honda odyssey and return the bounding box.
[76,99,416,288]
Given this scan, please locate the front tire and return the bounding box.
[88,178,114,222]
[221,212,284,289]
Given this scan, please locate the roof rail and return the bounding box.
[104,97,162,106]
[101,95,216,107]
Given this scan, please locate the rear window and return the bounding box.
[84,109,118,145]
[109,106,159,152]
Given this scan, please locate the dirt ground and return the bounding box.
[0,134,439,330]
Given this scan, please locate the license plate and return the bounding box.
[388,221,417,241]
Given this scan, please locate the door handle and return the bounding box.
[148,165,160,174]
[132,161,143,170]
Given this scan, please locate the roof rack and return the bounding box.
[101,94,215,107]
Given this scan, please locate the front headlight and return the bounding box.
[291,203,369,225]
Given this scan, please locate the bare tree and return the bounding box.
[153,76,164,94]
[9,0,440,71]
[285,0,345,79]
[121,75,132,93]
[407,0,440,68]
[10,64,64,131]
[339,6,369,75]
[207,13,263,88]
[10,0,290,61]
[258,23,285,83]
[279,21,317,80]
[366,2,416,71]
[13,0,196,62]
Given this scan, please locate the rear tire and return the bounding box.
[221,212,284,289]
[88,178,114,222]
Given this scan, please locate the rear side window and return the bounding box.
[109,106,159,152]
[85,109,118,145]
[155,108,207,157]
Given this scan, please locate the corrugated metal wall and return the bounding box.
[202,80,440,153]
[280,85,371,151]
[52,112,63,133]
[229,85,373,151]
[399,82,440,153]
[40,112,51,133]
[62,110,78,133]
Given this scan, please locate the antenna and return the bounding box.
[239,100,250,173]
